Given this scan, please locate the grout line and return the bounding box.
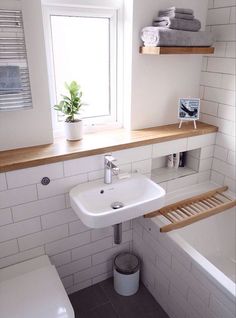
[0,243,45,264]
[212,4,236,9]
[46,231,93,257]
[201,80,235,93]
[62,161,65,177]
[57,254,92,273]
[4,172,9,190]
[8,193,66,211]
[201,111,236,123]
[16,238,20,253]
[85,300,111,314]
[207,21,236,26]
[212,157,236,167]
[109,300,122,318]
[39,215,43,230]
[15,222,69,250]
[203,55,236,61]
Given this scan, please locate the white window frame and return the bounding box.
[43,4,123,135]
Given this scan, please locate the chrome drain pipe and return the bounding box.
[113,223,122,245]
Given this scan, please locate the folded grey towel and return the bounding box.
[158,12,194,20]
[159,7,194,15]
[153,17,201,32]
[141,27,214,47]
[0,66,22,94]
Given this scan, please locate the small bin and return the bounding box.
[113,252,140,296]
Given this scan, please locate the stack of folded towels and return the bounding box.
[141,7,214,47]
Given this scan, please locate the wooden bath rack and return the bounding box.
[144,186,236,233]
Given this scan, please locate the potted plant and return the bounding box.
[54,81,85,141]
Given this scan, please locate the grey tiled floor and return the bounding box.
[69,278,169,318]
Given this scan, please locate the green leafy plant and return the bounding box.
[54,81,85,123]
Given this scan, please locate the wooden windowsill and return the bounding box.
[0,121,218,172]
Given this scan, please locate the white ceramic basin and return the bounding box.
[70,174,166,228]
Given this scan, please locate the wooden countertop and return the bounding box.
[0,122,218,172]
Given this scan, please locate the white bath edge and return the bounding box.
[154,218,235,300]
[152,181,236,302]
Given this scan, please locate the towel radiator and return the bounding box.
[0,9,32,111]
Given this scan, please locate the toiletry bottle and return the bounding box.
[167,154,174,168]
[179,152,183,167]
[173,153,180,169]
[179,152,186,167]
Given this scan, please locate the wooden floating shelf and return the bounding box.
[139,46,215,55]
[144,186,236,233]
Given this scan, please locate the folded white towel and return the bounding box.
[142,33,158,46]
[141,27,159,46]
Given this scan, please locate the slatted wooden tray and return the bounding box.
[144,186,236,232]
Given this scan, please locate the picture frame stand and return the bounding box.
[179,119,197,129]
[178,98,200,130]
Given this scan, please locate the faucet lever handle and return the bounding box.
[105,154,116,162]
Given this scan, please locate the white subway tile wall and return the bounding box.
[133,217,235,318]
[200,0,236,192]
[64,155,104,177]
[0,136,215,294]
[0,246,45,269]
[6,163,64,189]
[0,208,12,227]
[0,173,7,191]
[0,185,38,209]
[0,240,18,259]
[0,161,134,293]
[0,218,41,243]
[152,138,187,157]
[187,133,216,151]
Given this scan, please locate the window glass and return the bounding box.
[50,15,111,119]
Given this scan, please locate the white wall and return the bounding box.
[0,0,53,151]
[0,0,210,150]
[200,0,236,192]
[129,0,209,129]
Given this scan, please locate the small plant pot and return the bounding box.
[64,120,83,141]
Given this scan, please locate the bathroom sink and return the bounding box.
[69,174,166,228]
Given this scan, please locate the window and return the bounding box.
[44,5,122,132]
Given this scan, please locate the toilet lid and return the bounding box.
[0,265,74,318]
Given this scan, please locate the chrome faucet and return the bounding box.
[104,155,119,184]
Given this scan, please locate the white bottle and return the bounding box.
[167,154,174,168]
[173,153,180,169]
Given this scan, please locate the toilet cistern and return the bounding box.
[104,154,119,184]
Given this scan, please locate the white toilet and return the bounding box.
[0,255,74,318]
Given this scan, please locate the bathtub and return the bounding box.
[175,204,235,285]
[133,182,236,318]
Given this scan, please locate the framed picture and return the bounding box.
[178,98,200,121]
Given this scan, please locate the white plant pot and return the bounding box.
[64,120,83,141]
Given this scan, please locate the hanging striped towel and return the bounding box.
[0,66,22,94]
